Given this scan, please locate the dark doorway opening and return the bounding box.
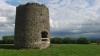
[41,31,48,38]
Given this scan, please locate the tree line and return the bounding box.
[0,36,14,44]
[0,35,100,44]
[51,37,90,44]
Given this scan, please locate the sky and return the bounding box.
[0,0,100,38]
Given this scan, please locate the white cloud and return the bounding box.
[0,17,7,22]
[48,0,100,34]
[0,0,16,36]
[0,0,100,36]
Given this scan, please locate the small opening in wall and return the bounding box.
[41,31,48,38]
[42,39,48,41]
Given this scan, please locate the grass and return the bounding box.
[0,44,100,56]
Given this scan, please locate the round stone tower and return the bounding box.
[14,3,50,49]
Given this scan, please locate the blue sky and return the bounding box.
[0,0,100,38]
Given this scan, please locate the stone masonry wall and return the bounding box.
[14,3,50,49]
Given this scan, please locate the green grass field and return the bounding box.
[0,44,100,56]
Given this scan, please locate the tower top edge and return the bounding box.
[17,3,47,8]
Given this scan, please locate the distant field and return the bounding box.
[0,44,100,56]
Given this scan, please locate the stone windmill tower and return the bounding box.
[14,3,50,49]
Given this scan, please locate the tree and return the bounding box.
[51,37,63,44]
[96,39,100,45]
[2,36,14,44]
[77,36,90,44]
[62,37,72,44]
[0,40,3,44]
